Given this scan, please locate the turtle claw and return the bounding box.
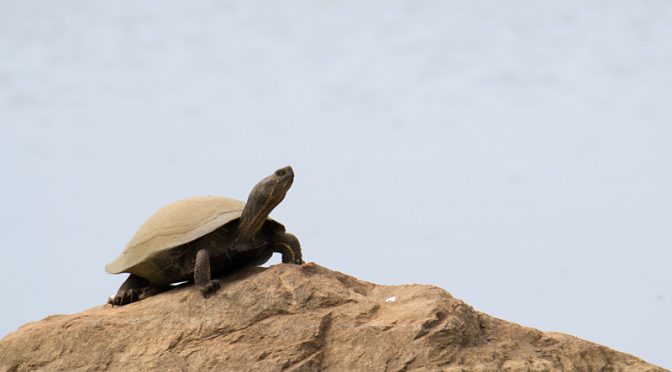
[200,279,220,298]
[108,288,140,306]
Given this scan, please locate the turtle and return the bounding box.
[105,166,303,306]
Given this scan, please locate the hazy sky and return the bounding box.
[1,1,670,368]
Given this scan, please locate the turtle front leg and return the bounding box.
[109,274,153,306]
[272,232,304,264]
[195,249,221,298]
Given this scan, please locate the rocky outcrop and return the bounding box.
[0,263,665,371]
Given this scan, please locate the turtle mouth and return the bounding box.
[275,166,294,179]
[274,166,294,192]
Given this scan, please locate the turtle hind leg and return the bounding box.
[272,232,304,264]
[109,274,147,306]
[138,285,170,301]
[109,274,164,306]
[195,249,221,298]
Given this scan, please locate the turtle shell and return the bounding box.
[105,196,245,276]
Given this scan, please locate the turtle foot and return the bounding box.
[273,232,303,265]
[108,288,142,306]
[199,279,220,298]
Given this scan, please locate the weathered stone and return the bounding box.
[0,263,665,371]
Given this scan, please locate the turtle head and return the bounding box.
[236,166,294,243]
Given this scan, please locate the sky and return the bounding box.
[1,1,671,368]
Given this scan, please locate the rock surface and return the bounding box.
[0,263,665,371]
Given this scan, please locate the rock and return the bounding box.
[0,263,665,371]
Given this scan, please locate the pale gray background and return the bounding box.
[1,1,670,368]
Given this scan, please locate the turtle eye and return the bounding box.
[276,169,286,176]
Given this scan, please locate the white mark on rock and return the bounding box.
[385,296,397,303]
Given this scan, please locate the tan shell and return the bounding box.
[105,196,245,274]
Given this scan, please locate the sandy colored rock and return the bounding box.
[0,263,665,371]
